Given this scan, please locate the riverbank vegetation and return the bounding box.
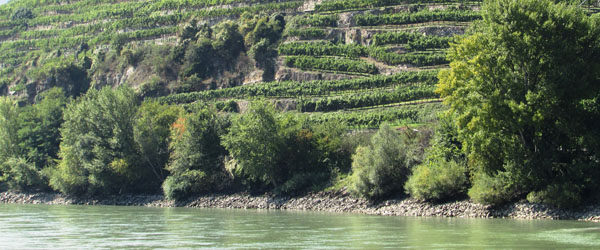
[1,0,600,210]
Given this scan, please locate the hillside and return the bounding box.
[2,0,600,208]
[0,0,486,128]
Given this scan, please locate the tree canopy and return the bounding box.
[437,0,600,207]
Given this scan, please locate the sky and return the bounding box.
[0,0,8,5]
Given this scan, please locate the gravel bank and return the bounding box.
[2,190,599,222]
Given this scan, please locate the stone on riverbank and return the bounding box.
[1,191,599,222]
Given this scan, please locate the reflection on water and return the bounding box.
[0,203,599,249]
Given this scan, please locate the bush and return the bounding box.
[18,87,67,171]
[468,171,520,206]
[405,160,467,201]
[275,118,350,195]
[349,123,421,199]
[163,170,209,201]
[0,157,42,190]
[11,7,34,21]
[223,102,350,194]
[134,101,182,190]
[221,102,282,188]
[49,86,141,195]
[526,182,583,208]
[162,106,230,200]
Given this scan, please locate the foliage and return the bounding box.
[354,9,481,26]
[293,14,338,27]
[0,157,42,191]
[297,84,436,112]
[0,0,481,199]
[468,171,522,206]
[33,58,91,98]
[274,117,350,195]
[248,38,277,66]
[405,159,466,201]
[49,86,142,195]
[221,102,283,188]
[315,0,469,12]
[18,87,67,170]
[349,123,423,199]
[11,7,34,21]
[279,42,449,66]
[158,70,439,104]
[438,0,600,207]
[284,56,378,74]
[0,97,21,163]
[284,28,325,39]
[134,101,183,190]
[240,13,285,79]
[279,42,365,58]
[163,106,230,200]
[212,20,245,60]
[366,47,448,66]
[404,116,467,201]
[222,102,350,193]
[299,103,443,128]
[372,31,452,50]
[526,182,583,209]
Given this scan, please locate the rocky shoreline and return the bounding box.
[2,190,600,222]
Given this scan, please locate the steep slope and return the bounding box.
[0,0,483,128]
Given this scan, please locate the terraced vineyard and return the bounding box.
[0,0,484,128]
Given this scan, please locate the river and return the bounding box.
[0,203,599,249]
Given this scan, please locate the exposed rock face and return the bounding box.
[3,191,600,222]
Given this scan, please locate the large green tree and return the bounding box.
[221,102,283,188]
[0,89,67,191]
[18,87,68,170]
[134,101,182,189]
[162,106,230,200]
[49,86,141,195]
[0,97,40,190]
[438,0,600,206]
[222,101,349,194]
[0,97,21,163]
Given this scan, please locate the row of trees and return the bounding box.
[0,86,361,199]
[0,83,444,201]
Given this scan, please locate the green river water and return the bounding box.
[0,203,599,249]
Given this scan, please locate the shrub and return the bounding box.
[134,101,183,190]
[11,7,34,21]
[349,123,421,199]
[526,182,583,208]
[275,118,349,195]
[223,102,350,194]
[163,170,209,201]
[405,160,467,201]
[49,86,141,195]
[468,171,521,206]
[0,157,42,190]
[221,102,282,188]
[162,106,230,200]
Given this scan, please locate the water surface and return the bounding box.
[0,203,599,249]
